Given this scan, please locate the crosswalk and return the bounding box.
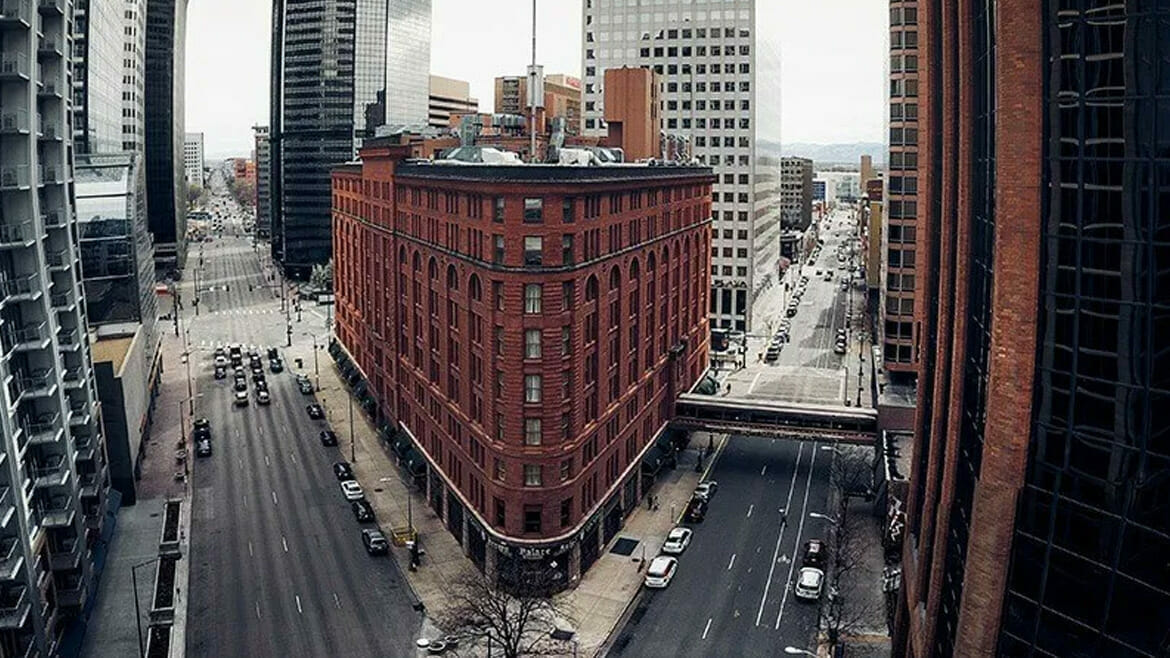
[199,308,282,317]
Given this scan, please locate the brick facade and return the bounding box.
[332,137,713,587]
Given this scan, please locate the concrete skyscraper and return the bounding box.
[895,2,1170,656]
[71,0,122,154]
[183,131,204,187]
[253,125,271,238]
[120,0,146,153]
[269,0,431,277]
[579,0,782,333]
[0,0,113,652]
[144,0,188,279]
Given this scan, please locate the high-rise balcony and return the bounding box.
[44,248,69,270]
[72,432,93,462]
[31,454,67,488]
[38,163,63,186]
[0,165,30,191]
[56,327,79,352]
[0,273,41,306]
[35,34,60,58]
[49,289,73,310]
[0,487,12,527]
[37,503,72,529]
[61,365,83,389]
[36,116,60,140]
[78,462,104,497]
[0,221,33,249]
[35,0,61,14]
[16,368,55,401]
[23,412,61,445]
[0,109,29,135]
[0,0,33,26]
[0,585,30,630]
[36,74,60,99]
[48,535,78,571]
[55,574,84,608]
[67,397,89,425]
[0,536,22,581]
[0,52,28,80]
[41,208,64,228]
[2,322,49,356]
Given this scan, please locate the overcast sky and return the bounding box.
[187,0,886,160]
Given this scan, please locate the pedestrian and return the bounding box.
[757,352,763,363]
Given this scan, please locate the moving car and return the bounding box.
[234,378,247,392]
[214,355,228,368]
[802,539,827,569]
[320,430,338,446]
[361,529,389,555]
[794,567,825,601]
[256,390,271,405]
[340,480,364,501]
[252,372,266,384]
[269,358,284,373]
[644,556,679,588]
[306,404,325,419]
[661,527,693,555]
[333,461,354,480]
[267,347,279,360]
[234,390,249,407]
[351,499,375,523]
[694,480,719,502]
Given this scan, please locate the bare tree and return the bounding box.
[821,445,881,649]
[436,566,575,658]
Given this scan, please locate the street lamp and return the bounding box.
[809,512,838,525]
[178,395,203,446]
[784,647,817,657]
[303,333,321,391]
[183,329,194,412]
[131,557,159,658]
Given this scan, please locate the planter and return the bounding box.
[159,500,182,557]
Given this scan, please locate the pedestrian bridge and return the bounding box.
[672,393,879,445]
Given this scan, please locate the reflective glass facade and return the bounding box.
[271,0,431,276]
[1000,3,1170,656]
[72,0,124,154]
[144,0,188,276]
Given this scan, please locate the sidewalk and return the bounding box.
[288,340,718,656]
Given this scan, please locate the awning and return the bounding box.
[656,436,675,453]
[392,436,411,457]
[403,449,427,476]
[354,381,368,397]
[641,445,665,472]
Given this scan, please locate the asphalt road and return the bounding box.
[611,436,833,657]
[184,196,421,657]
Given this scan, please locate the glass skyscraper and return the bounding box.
[144,0,188,279]
[71,0,123,154]
[269,0,431,277]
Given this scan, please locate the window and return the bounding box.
[524,374,542,403]
[494,458,506,482]
[523,505,542,533]
[562,197,576,223]
[493,281,505,310]
[524,198,544,223]
[562,281,575,310]
[493,235,505,264]
[524,284,542,313]
[562,234,575,265]
[525,329,542,359]
[524,464,542,487]
[560,458,573,481]
[493,197,505,222]
[561,326,572,355]
[560,498,572,527]
[494,498,505,526]
[524,236,543,266]
[524,418,542,445]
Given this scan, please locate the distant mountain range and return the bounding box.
[758,140,886,167]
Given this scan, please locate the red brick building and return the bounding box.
[332,134,714,588]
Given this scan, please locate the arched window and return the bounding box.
[428,257,438,281]
[609,266,621,292]
[398,246,407,266]
[469,273,482,301]
[585,275,599,302]
[629,258,640,280]
[412,251,421,272]
[447,264,458,290]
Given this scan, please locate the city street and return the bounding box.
[182,203,421,657]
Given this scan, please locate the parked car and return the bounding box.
[351,499,375,523]
[794,567,825,601]
[196,438,212,457]
[306,404,325,419]
[340,480,364,501]
[361,529,388,555]
[834,341,847,355]
[333,461,354,480]
[299,380,315,395]
[214,366,226,380]
[193,419,211,441]
[643,556,679,588]
[661,527,693,555]
[694,481,719,502]
[802,539,827,569]
[234,390,249,407]
[685,497,707,522]
[320,430,338,446]
[256,390,271,405]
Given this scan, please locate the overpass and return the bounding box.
[672,393,878,445]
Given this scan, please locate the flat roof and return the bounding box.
[884,430,914,482]
[394,162,713,185]
[91,335,134,374]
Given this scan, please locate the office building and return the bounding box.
[332,131,712,590]
[253,125,271,238]
[144,0,189,278]
[882,0,919,376]
[493,73,582,136]
[71,0,122,154]
[0,4,113,651]
[779,156,813,230]
[581,0,783,333]
[183,131,204,188]
[428,75,477,130]
[74,153,161,505]
[269,0,431,277]
[895,2,1170,656]
[120,0,146,153]
[815,170,862,205]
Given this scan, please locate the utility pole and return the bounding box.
[529,0,537,162]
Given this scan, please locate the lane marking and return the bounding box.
[702,618,712,640]
[295,595,303,614]
[265,455,271,466]
[755,442,805,627]
[290,453,297,464]
[761,465,767,476]
[748,371,763,394]
[727,554,736,570]
[333,592,341,609]
[746,504,754,518]
[248,541,253,557]
[271,490,278,505]
[255,602,261,619]
[282,536,289,553]
[775,443,819,630]
[242,496,247,509]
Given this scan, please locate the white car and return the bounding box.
[256,389,271,405]
[794,567,825,601]
[233,390,249,407]
[694,481,719,502]
[214,355,228,367]
[644,556,678,589]
[340,480,364,501]
[661,527,693,555]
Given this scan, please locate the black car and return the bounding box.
[266,347,279,360]
[298,379,314,395]
[252,372,266,384]
[250,361,263,374]
[320,430,338,446]
[685,497,707,522]
[351,499,375,523]
[269,359,283,373]
[214,366,226,380]
[802,539,827,568]
[196,438,212,457]
[306,404,324,419]
[255,379,268,392]
[194,417,210,432]
[234,378,247,392]
[333,461,354,480]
